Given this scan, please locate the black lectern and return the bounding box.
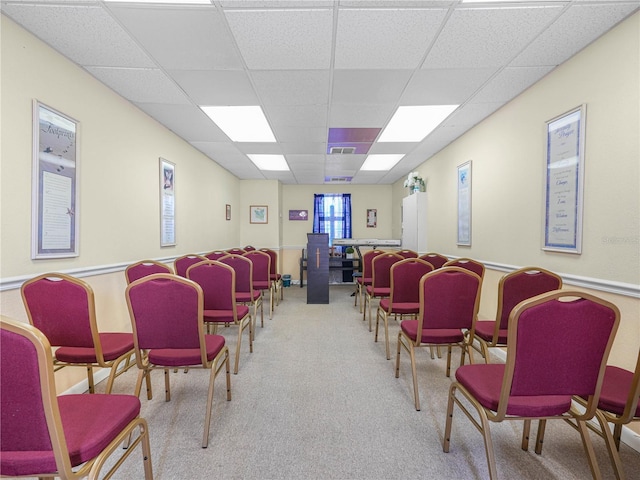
[306,233,329,304]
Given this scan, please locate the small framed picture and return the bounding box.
[250,205,268,224]
[366,209,377,228]
[226,204,231,221]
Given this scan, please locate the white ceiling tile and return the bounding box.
[265,105,329,127]
[108,6,243,70]
[424,6,564,68]
[85,67,190,104]
[471,66,554,103]
[272,125,327,143]
[224,8,334,69]
[135,103,229,142]
[329,104,396,127]
[236,143,284,154]
[367,143,415,154]
[512,4,639,67]
[170,70,259,105]
[280,142,327,154]
[442,102,505,127]
[251,70,331,105]
[402,68,497,104]
[1,4,155,67]
[334,8,447,69]
[331,70,413,104]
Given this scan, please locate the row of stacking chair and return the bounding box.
[353,253,639,479]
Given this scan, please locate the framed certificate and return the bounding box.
[543,105,586,254]
[32,101,79,259]
[160,158,176,247]
[457,161,472,246]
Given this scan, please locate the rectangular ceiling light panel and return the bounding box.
[378,105,459,142]
[248,154,289,171]
[201,106,276,142]
[360,154,404,171]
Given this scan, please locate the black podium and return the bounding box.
[306,233,329,304]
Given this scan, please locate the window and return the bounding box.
[313,194,352,250]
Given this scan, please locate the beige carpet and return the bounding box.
[92,284,640,479]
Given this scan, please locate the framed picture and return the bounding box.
[366,209,377,228]
[226,204,231,221]
[289,209,308,221]
[160,158,176,247]
[250,205,268,224]
[32,101,79,259]
[543,105,585,254]
[457,160,472,246]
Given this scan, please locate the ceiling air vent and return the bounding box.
[329,146,356,154]
[324,176,353,184]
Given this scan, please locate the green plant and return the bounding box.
[345,247,354,254]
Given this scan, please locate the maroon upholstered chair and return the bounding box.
[21,273,135,394]
[218,254,263,336]
[187,260,253,375]
[204,250,227,261]
[375,258,434,359]
[395,267,482,411]
[260,248,283,304]
[0,315,153,479]
[418,252,448,269]
[125,274,231,448]
[174,253,207,277]
[443,257,485,278]
[363,253,404,330]
[243,245,256,251]
[396,249,418,259]
[472,266,562,363]
[125,259,172,284]
[243,250,274,321]
[226,248,246,255]
[444,291,620,480]
[355,249,384,312]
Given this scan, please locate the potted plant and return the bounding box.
[345,246,355,259]
[403,171,425,194]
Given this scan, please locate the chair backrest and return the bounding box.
[496,267,563,330]
[418,267,482,334]
[419,252,448,269]
[389,258,434,304]
[1,316,73,476]
[218,254,254,294]
[243,245,256,251]
[397,249,418,259]
[204,251,226,261]
[371,253,404,289]
[361,249,384,278]
[125,260,172,284]
[243,250,271,284]
[226,248,246,255]
[21,273,98,349]
[259,248,279,276]
[174,254,207,277]
[444,257,485,278]
[126,274,205,353]
[186,261,237,315]
[498,291,620,419]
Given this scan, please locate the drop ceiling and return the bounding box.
[2,0,637,185]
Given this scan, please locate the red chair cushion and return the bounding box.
[456,364,573,417]
[379,298,419,315]
[148,335,225,366]
[0,394,140,477]
[55,332,133,363]
[474,320,508,344]
[400,320,464,344]
[204,305,250,324]
[597,365,640,417]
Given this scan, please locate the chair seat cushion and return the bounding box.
[148,335,226,366]
[55,333,134,363]
[254,281,270,290]
[366,286,390,298]
[270,273,282,280]
[0,394,140,476]
[379,299,419,314]
[236,290,261,303]
[400,320,464,343]
[597,365,640,417]
[204,306,250,324]
[356,277,372,286]
[456,364,573,417]
[474,320,508,344]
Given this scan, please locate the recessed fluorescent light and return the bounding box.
[200,106,276,142]
[105,0,211,4]
[378,105,459,142]
[248,154,289,171]
[360,154,404,171]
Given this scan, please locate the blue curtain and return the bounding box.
[313,194,351,248]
